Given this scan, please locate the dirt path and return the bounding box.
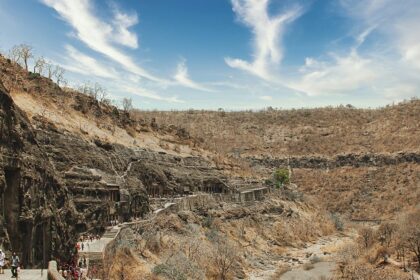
[248,232,355,280]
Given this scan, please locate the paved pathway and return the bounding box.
[78,226,121,267]
[0,269,47,280]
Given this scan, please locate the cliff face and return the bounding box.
[248,152,420,169]
[0,81,77,267]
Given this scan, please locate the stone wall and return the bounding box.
[47,261,65,280]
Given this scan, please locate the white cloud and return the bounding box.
[174,59,214,92]
[290,50,378,96]
[259,95,272,101]
[41,0,165,82]
[121,84,185,104]
[111,9,139,49]
[283,0,420,98]
[225,0,302,80]
[60,45,119,79]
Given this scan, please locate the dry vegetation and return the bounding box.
[335,208,420,279]
[0,53,214,159]
[134,101,420,158]
[105,193,336,280]
[293,163,420,219]
[1,45,419,279]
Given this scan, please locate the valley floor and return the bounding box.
[248,231,355,279]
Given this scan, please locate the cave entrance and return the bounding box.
[33,223,45,267]
[3,168,21,252]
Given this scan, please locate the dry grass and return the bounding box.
[133,100,420,158]
[293,163,420,219]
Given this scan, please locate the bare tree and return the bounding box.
[212,236,239,280]
[12,44,33,71]
[33,56,46,74]
[401,210,420,271]
[46,62,55,79]
[8,45,22,63]
[122,98,133,113]
[53,65,65,86]
[358,227,375,249]
[92,82,108,102]
[78,81,91,95]
[377,222,398,247]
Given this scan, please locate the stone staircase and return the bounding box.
[102,227,119,238]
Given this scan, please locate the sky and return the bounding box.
[0,0,419,110]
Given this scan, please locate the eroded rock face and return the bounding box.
[32,121,150,228]
[32,117,245,223]
[0,82,77,267]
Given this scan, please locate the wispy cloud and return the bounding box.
[174,59,214,92]
[41,0,165,82]
[121,84,185,104]
[259,95,272,101]
[225,0,302,80]
[289,50,378,96]
[60,45,119,79]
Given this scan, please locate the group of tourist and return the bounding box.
[110,219,119,226]
[58,260,91,280]
[0,250,20,278]
[79,233,101,243]
[57,251,103,280]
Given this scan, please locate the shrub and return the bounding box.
[202,215,214,228]
[331,212,344,231]
[153,263,186,280]
[153,252,204,280]
[28,72,40,80]
[272,168,290,188]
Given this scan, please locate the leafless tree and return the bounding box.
[181,236,201,262]
[401,210,420,271]
[8,45,22,63]
[78,81,91,95]
[122,98,133,112]
[33,56,46,74]
[358,227,375,249]
[212,236,239,280]
[45,62,55,79]
[21,44,33,71]
[11,44,33,71]
[53,65,65,86]
[93,82,108,102]
[377,222,398,247]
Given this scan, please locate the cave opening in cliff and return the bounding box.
[3,168,21,252]
[33,223,47,267]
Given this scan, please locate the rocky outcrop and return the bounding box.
[0,81,77,267]
[248,152,420,169]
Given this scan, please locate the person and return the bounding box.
[81,243,84,251]
[0,249,5,274]
[11,252,19,278]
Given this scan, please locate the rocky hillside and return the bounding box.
[136,101,420,157]
[0,54,275,269]
[137,101,420,220]
[0,81,78,267]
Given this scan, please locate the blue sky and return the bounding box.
[0,0,419,110]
